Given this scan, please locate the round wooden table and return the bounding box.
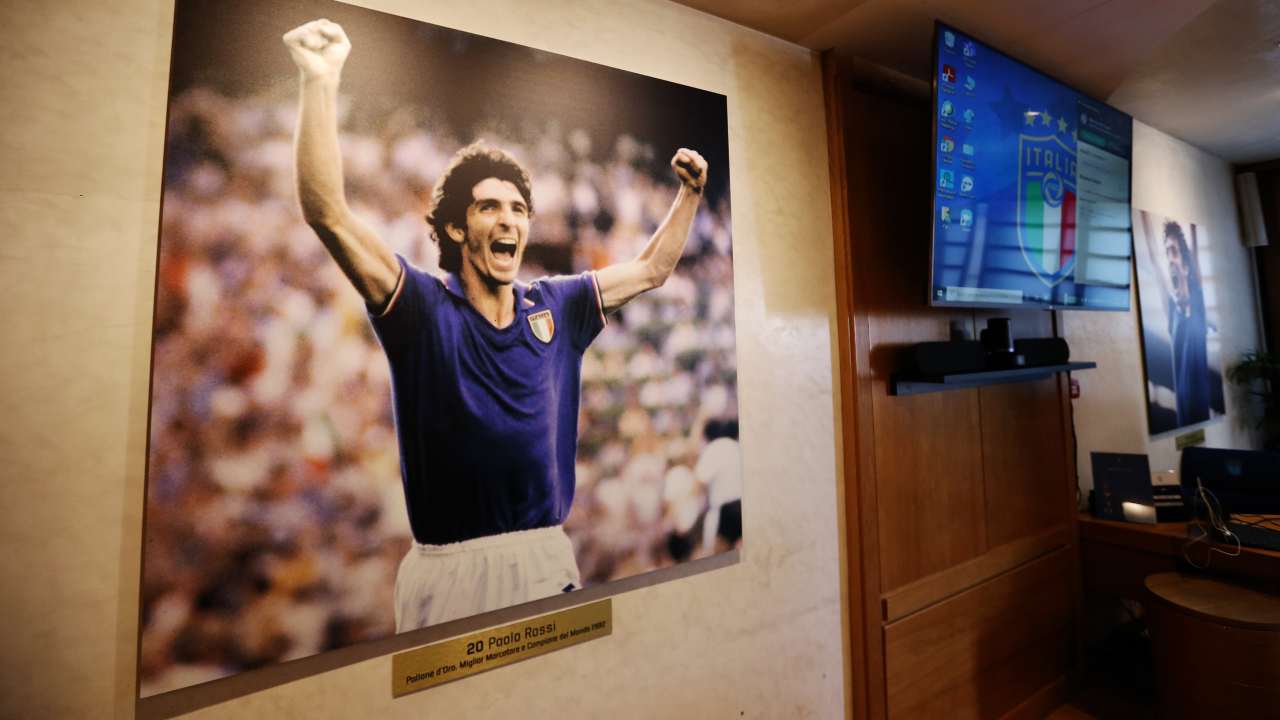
[1144,572,1280,719]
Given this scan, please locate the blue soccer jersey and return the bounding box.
[371,256,606,545]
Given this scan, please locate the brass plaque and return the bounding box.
[1175,428,1206,450]
[392,599,611,697]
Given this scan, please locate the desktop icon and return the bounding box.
[940,206,952,224]
[938,169,955,191]
[960,209,974,228]
[962,41,976,58]
[960,175,974,193]
[944,31,956,48]
[962,143,975,157]
[941,64,957,84]
[962,108,976,124]
[964,75,976,91]
[940,100,954,118]
[940,135,955,153]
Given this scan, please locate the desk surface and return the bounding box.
[1078,513,1280,582]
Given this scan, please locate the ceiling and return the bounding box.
[671,0,1280,166]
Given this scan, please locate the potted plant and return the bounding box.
[1227,350,1280,449]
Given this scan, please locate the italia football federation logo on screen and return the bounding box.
[1016,111,1077,287]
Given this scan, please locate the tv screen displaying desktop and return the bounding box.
[929,22,1134,311]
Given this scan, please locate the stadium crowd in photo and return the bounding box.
[139,83,739,696]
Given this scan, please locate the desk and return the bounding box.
[1077,513,1280,645]
[1078,514,1280,582]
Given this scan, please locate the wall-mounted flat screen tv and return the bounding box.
[929,21,1134,311]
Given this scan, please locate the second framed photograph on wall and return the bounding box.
[1133,208,1225,435]
[140,0,739,697]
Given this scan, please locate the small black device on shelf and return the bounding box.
[980,317,1023,369]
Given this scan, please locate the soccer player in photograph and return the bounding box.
[1139,212,1210,428]
[283,19,709,631]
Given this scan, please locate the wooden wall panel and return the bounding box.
[822,51,878,720]
[873,389,987,590]
[830,59,1081,719]
[839,83,989,592]
[884,549,1074,720]
[978,375,1072,549]
[883,526,1070,623]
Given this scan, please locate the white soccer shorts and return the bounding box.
[394,525,581,632]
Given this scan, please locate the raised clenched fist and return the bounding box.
[671,148,708,194]
[282,19,350,80]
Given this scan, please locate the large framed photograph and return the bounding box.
[141,0,738,696]
[1133,208,1224,435]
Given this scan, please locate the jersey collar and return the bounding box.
[441,272,531,319]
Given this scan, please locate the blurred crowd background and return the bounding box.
[140,85,739,696]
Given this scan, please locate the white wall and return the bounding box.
[0,0,849,717]
[1064,119,1263,492]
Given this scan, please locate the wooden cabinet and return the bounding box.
[825,54,1080,719]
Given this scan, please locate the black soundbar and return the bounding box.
[908,337,1069,377]
[909,341,986,376]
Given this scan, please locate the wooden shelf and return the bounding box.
[890,361,1096,396]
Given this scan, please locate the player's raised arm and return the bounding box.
[1138,210,1174,302]
[596,148,707,312]
[284,19,399,308]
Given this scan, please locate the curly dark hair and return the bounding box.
[1163,220,1189,261]
[426,142,534,273]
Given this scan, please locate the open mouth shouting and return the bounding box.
[491,237,520,272]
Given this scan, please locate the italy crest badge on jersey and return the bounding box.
[1016,120,1078,287]
[528,309,555,343]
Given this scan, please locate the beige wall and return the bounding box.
[0,0,848,717]
[1064,119,1264,492]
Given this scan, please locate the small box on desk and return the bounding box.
[1150,469,1188,522]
